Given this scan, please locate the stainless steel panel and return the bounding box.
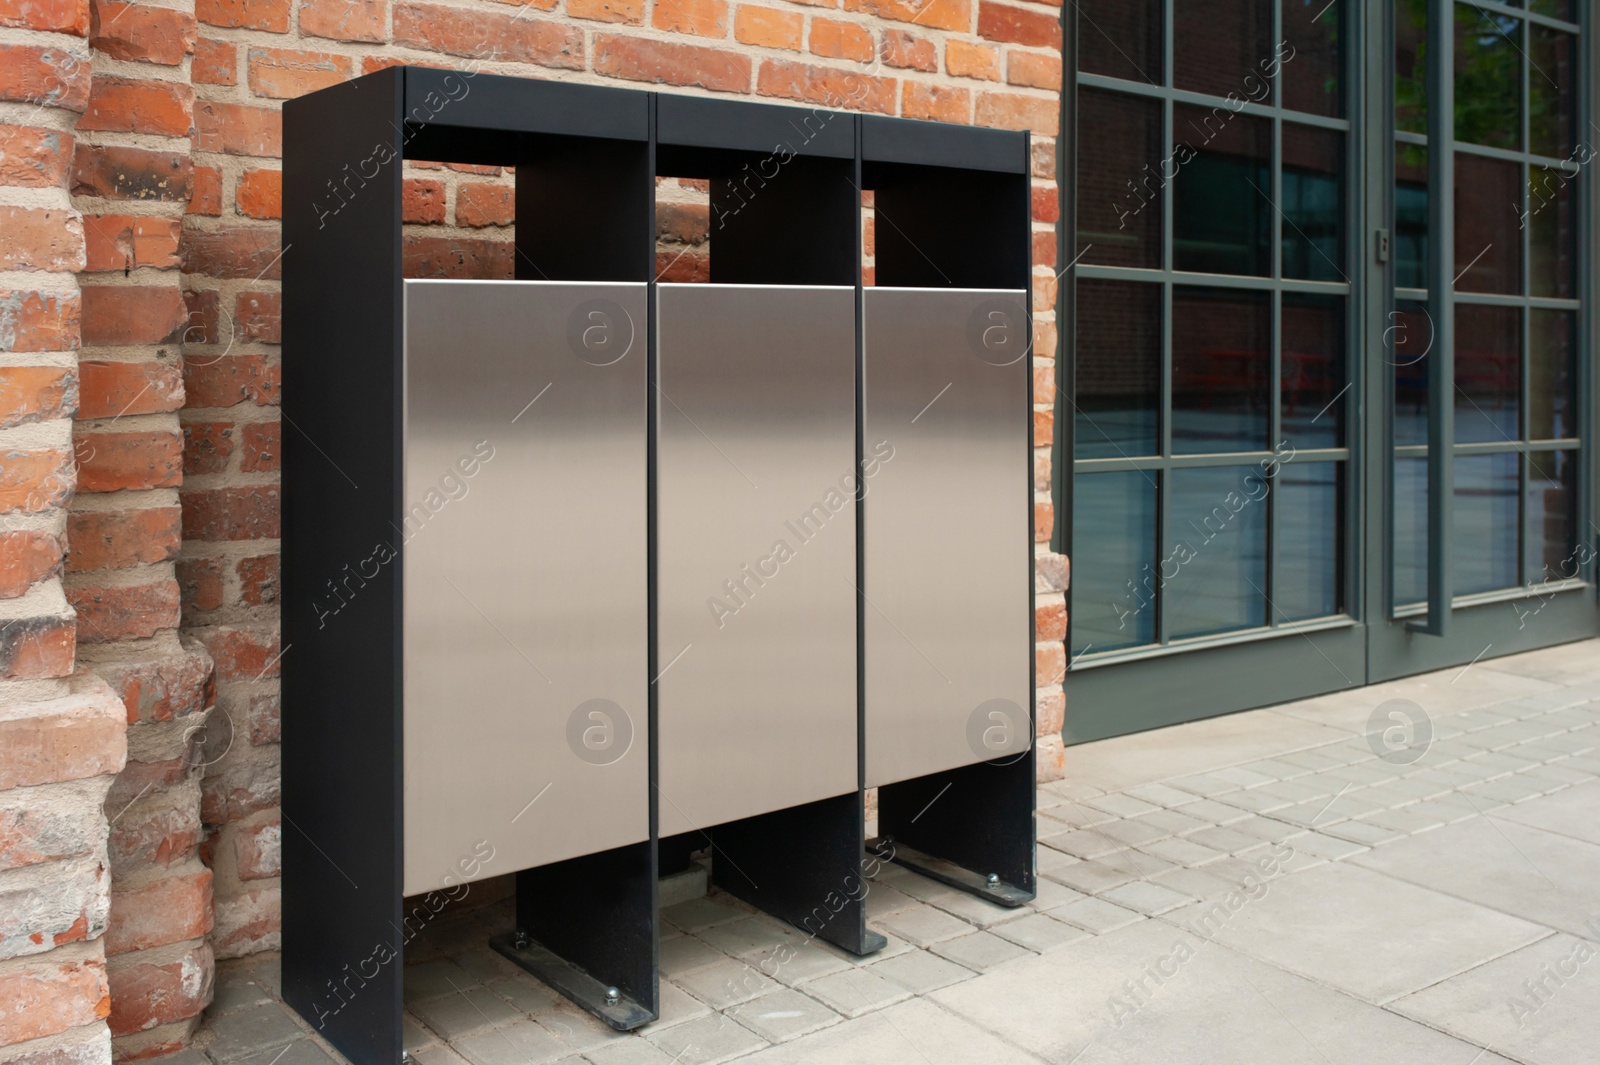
[863,288,1032,788]
[402,280,648,896]
[656,284,858,836]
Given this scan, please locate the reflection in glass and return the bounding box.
[1077,0,1161,84]
[1530,26,1576,159]
[1454,3,1521,150]
[1455,153,1522,295]
[1172,288,1270,453]
[1166,465,1268,639]
[1530,310,1576,440]
[1527,451,1579,586]
[1455,304,1520,444]
[1529,165,1577,299]
[1277,462,1343,621]
[1395,0,1427,133]
[1395,144,1429,290]
[1392,300,1432,448]
[1282,295,1345,450]
[1282,124,1344,282]
[1528,0,1575,20]
[1174,107,1270,276]
[1076,281,1161,459]
[1078,89,1163,269]
[1282,0,1342,117]
[1394,456,1428,607]
[1453,452,1519,595]
[1174,0,1274,101]
[1071,472,1157,655]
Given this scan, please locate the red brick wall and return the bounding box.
[2,0,1065,1053]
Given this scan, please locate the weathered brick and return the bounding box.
[0,956,110,1045]
[107,941,214,1036]
[176,555,224,611]
[657,201,708,244]
[1,0,90,34]
[0,127,75,188]
[595,35,750,93]
[569,0,644,23]
[181,486,280,541]
[810,17,874,62]
[1032,404,1052,447]
[235,291,280,343]
[300,0,387,41]
[403,177,445,224]
[978,0,1060,48]
[197,0,286,31]
[181,289,220,346]
[247,691,279,744]
[0,613,75,679]
[1033,359,1054,402]
[194,625,280,681]
[80,286,187,347]
[183,227,282,280]
[1008,49,1061,90]
[82,214,183,273]
[92,1,198,65]
[211,884,278,958]
[78,76,194,136]
[0,676,124,788]
[234,817,280,879]
[0,206,85,273]
[239,420,279,472]
[75,430,182,491]
[238,554,278,606]
[96,640,213,724]
[1031,183,1059,223]
[0,529,63,598]
[1032,227,1054,266]
[194,101,281,157]
[68,579,181,641]
[71,144,192,202]
[455,182,513,227]
[0,291,80,353]
[652,0,726,37]
[182,354,279,408]
[975,89,1056,132]
[1036,683,1063,736]
[1036,638,1065,685]
[201,757,279,824]
[402,235,514,279]
[193,36,235,84]
[66,507,181,572]
[735,5,801,49]
[76,360,182,418]
[842,0,968,33]
[756,58,895,113]
[189,166,222,215]
[105,866,212,956]
[0,779,105,871]
[881,28,935,71]
[903,81,969,123]
[394,2,583,69]
[0,43,92,111]
[247,45,352,99]
[945,38,999,80]
[0,447,73,514]
[108,782,203,874]
[1035,594,1065,642]
[0,366,74,428]
[235,167,281,219]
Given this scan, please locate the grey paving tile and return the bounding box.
[659,935,724,977]
[868,947,976,993]
[410,986,524,1040]
[873,903,974,946]
[1081,793,1162,818]
[989,912,1088,953]
[205,1003,307,1061]
[1151,865,1240,902]
[747,939,850,987]
[403,959,479,1002]
[1096,880,1192,916]
[1136,835,1227,867]
[662,896,748,933]
[929,931,1031,973]
[1317,819,1409,846]
[451,1020,570,1065]
[643,1013,767,1065]
[1042,827,1126,860]
[1178,797,1255,825]
[1028,878,1088,910]
[405,1013,436,1051]
[1132,807,1211,835]
[1120,782,1202,808]
[799,968,911,1019]
[1358,805,1448,835]
[1184,825,1275,855]
[696,916,802,960]
[1163,860,1547,1003]
[732,997,1045,1064]
[1044,856,1145,895]
[210,969,275,1016]
[1064,713,1348,794]
[926,888,1031,929]
[1215,787,1297,814]
[410,1044,473,1065]
[1492,779,1600,845]
[1093,817,1170,848]
[1051,896,1144,935]
[673,957,781,1009]
[654,981,712,1028]
[583,1036,683,1065]
[540,1006,634,1056]
[1284,831,1370,862]
[725,988,841,1043]
[861,882,917,920]
[485,975,558,1015]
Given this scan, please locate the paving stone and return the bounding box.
[1096,880,1193,916]
[1137,835,1226,867]
[583,1036,683,1065]
[1167,772,1242,797]
[405,1013,437,1050]
[1464,775,1549,804]
[450,947,518,984]
[1359,805,1448,835]
[1276,748,1349,772]
[662,896,748,933]
[404,959,479,1002]
[229,1042,342,1065]
[1026,878,1087,910]
[210,968,274,1015]
[1093,817,1170,848]
[410,986,525,1041]
[732,997,1042,1064]
[1036,802,1118,829]
[1184,824,1275,854]
[1082,792,1161,818]
[696,916,802,960]
[1215,787,1296,814]
[1178,797,1255,824]
[542,1005,637,1056]
[452,1019,572,1065]
[659,935,724,977]
[725,988,841,1042]
[1285,831,1370,862]
[1121,782,1201,808]
[485,975,558,1015]
[1242,757,1312,780]
[799,967,911,1019]
[989,912,1088,953]
[748,939,851,986]
[1039,827,1125,860]
[654,981,712,1028]
[873,903,973,946]
[1150,864,1240,901]
[1211,766,1277,789]
[1132,808,1211,835]
[928,931,1031,972]
[206,1003,308,1061]
[411,1044,473,1065]
[1044,856,1144,895]
[1319,819,1408,846]
[861,882,917,920]
[1050,895,1144,934]
[674,957,781,1009]
[868,947,976,993]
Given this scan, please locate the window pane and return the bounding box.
[1528,0,1575,20]
[1392,300,1432,448]
[1174,0,1274,101]
[1530,310,1576,440]
[1076,280,1161,459]
[1528,451,1579,586]
[1396,0,1427,133]
[1455,3,1522,150]
[1282,294,1345,450]
[1282,0,1342,117]
[1167,465,1269,639]
[1453,452,1519,595]
[1282,123,1344,282]
[1394,455,1428,607]
[1078,0,1161,84]
[1078,89,1163,270]
[1455,153,1522,295]
[1276,461,1343,621]
[1174,107,1271,276]
[1455,304,1520,444]
[1395,143,1429,290]
[1530,26,1577,159]
[1529,165,1577,299]
[1071,471,1158,654]
[1173,287,1270,453]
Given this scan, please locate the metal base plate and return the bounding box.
[490,933,654,1030]
[869,838,1031,908]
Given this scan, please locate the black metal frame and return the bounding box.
[284,67,1035,1064]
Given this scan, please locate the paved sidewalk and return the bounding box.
[184,639,1600,1064]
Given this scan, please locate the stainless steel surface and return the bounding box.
[402,280,648,896]
[656,284,858,836]
[863,288,1032,788]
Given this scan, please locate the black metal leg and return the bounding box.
[491,840,659,1030]
[709,792,885,957]
[874,755,1036,907]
